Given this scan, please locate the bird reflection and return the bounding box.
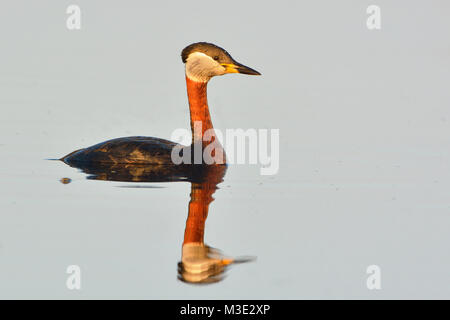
[60,161,255,284]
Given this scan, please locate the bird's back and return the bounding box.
[61,136,179,165]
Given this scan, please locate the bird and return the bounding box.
[60,42,260,166]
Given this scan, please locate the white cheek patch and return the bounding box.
[185,52,226,82]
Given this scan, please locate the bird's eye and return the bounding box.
[213,56,219,61]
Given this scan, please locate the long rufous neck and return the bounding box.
[186,76,216,144]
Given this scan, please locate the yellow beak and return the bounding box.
[221,62,261,75]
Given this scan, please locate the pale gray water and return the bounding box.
[0,1,449,299]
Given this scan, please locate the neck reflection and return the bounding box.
[179,165,250,284]
[60,162,254,284]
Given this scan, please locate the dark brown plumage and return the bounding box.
[61,136,178,165]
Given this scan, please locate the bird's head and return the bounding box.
[181,42,261,82]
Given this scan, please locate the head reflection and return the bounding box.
[60,162,255,284]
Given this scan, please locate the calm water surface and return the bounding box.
[0,1,449,299]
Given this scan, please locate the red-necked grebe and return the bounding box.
[61,42,260,166]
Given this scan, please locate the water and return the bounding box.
[1,1,450,299]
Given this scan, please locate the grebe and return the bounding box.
[61,42,260,166]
